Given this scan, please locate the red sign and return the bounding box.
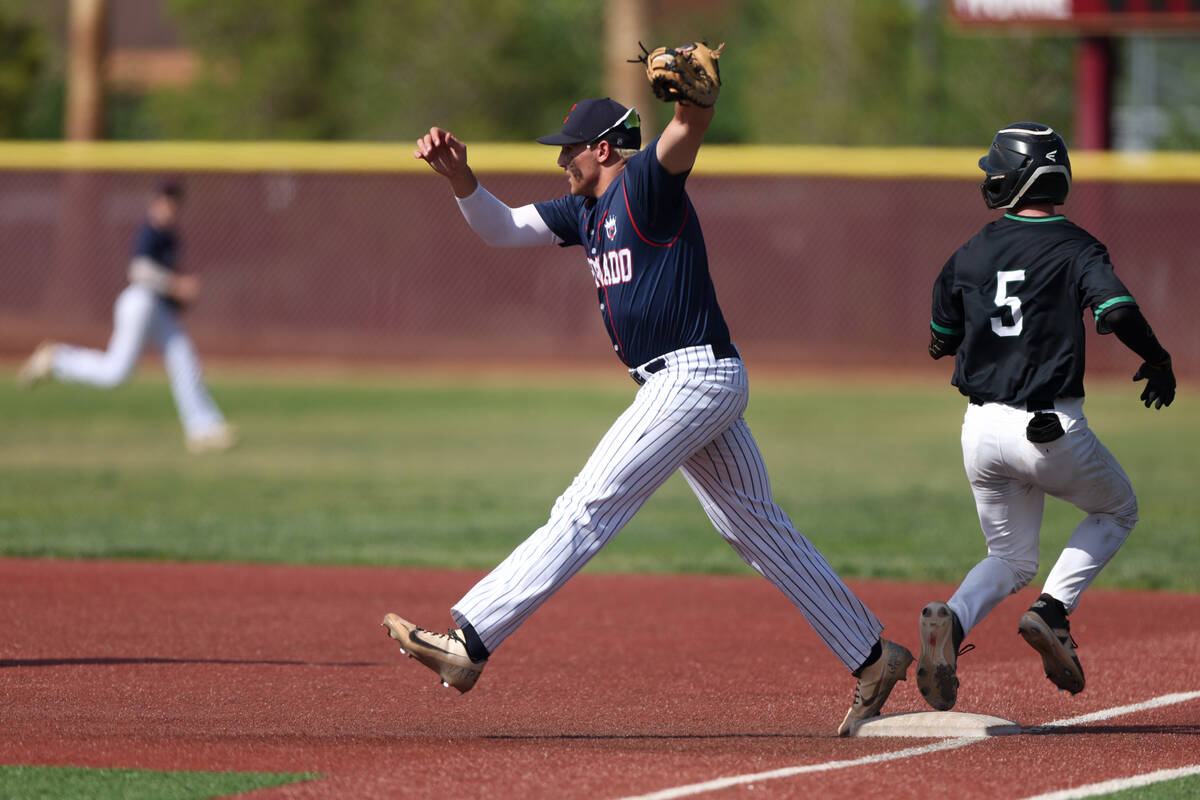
[949,0,1200,30]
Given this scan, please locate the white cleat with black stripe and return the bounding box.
[838,639,914,736]
[382,613,487,693]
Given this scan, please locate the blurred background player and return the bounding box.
[919,122,1176,710]
[384,40,912,737]
[18,178,236,453]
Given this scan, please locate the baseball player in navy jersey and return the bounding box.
[383,85,912,736]
[918,122,1176,711]
[17,179,236,453]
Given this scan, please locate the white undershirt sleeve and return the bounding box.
[455,184,560,247]
[128,256,174,294]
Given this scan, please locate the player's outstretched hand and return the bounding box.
[415,127,468,177]
[415,127,478,197]
[170,273,201,306]
[1133,355,1176,409]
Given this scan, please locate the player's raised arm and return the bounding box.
[638,41,724,175]
[415,126,557,247]
[657,102,715,175]
[414,127,478,198]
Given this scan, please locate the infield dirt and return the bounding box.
[2,558,1198,799]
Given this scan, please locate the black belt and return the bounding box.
[630,341,739,385]
[969,396,1055,412]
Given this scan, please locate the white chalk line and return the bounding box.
[1016,764,1200,800]
[613,737,976,800]
[613,690,1200,800]
[1034,690,1200,729]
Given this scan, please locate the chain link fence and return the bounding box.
[2,163,1196,379]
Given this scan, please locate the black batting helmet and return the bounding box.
[979,122,1071,210]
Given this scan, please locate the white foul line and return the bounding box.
[1016,764,1200,800]
[613,690,1200,800]
[1034,690,1200,729]
[613,737,977,800]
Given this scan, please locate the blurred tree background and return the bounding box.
[2,0,1198,148]
[0,0,55,137]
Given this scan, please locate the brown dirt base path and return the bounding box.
[2,558,1198,799]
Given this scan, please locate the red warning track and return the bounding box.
[1,558,1198,799]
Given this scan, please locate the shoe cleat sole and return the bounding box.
[1018,613,1085,694]
[917,602,959,711]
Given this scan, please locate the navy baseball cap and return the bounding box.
[155,176,184,198]
[536,98,641,150]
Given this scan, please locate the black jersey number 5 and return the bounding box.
[991,269,1025,337]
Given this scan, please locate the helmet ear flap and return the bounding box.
[980,175,1009,209]
[979,154,1024,209]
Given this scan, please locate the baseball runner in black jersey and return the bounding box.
[383,45,912,737]
[918,123,1176,711]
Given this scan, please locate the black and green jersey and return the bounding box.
[931,213,1135,406]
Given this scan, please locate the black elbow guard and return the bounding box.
[1097,303,1137,336]
[1103,304,1170,364]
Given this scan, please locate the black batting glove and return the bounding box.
[1132,355,1176,409]
[928,329,962,360]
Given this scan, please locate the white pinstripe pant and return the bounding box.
[452,344,883,670]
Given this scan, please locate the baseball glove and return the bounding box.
[634,41,724,107]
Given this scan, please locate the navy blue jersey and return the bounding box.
[132,220,180,271]
[534,136,731,367]
[931,214,1135,405]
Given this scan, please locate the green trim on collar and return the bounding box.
[931,319,963,335]
[1003,213,1066,222]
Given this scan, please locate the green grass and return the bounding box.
[1,366,1197,591]
[1095,772,1200,799]
[0,765,317,799]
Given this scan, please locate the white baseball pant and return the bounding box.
[50,284,227,438]
[947,398,1138,634]
[452,344,884,670]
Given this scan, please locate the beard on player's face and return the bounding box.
[565,150,595,195]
